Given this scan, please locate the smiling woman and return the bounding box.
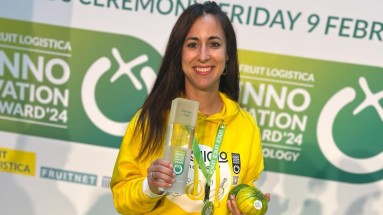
[110,1,269,214]
[181,14,228,115]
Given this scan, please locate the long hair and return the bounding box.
[135,1,239,159]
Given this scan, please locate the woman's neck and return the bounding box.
[184,90,223,116]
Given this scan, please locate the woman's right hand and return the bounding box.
[147,158,176,194]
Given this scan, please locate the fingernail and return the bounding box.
[168,183,173,187]
[172,179,176,183]
[169,164,173,169]
[173,173,176,178]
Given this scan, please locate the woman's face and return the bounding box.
[182,14,228,94]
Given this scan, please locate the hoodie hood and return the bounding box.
[197,92,240,125]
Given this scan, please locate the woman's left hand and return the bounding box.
[227,194,243,215]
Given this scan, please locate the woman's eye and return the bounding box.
[210,42,221,47]
[187,43,197,48]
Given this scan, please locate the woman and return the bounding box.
[110,1,268,214]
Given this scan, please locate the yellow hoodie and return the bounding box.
[110,92,264,214]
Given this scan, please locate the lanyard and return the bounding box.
[193,123,226,202]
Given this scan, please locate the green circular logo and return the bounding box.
[81,34,161,137]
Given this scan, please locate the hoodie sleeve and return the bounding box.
[243,111,265,185]
[110,112,163,214]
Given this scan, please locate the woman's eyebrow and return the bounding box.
[185,35,223,41]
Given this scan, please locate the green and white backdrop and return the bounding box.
[1,0,382,214]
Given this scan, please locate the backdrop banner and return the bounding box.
[1,0,382,215]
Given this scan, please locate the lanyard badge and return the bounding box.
[193,123,226,215]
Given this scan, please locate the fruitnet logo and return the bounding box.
[81,45,159,137]
[317,76,383,176]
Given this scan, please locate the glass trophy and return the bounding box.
[160,98,199,194]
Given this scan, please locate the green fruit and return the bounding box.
[236,186,268,215]
[229,184,250,196]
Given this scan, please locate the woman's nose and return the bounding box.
[197,45,210,62]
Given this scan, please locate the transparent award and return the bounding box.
[160,98,199,194]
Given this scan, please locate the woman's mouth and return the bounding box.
[194,66,213,74]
